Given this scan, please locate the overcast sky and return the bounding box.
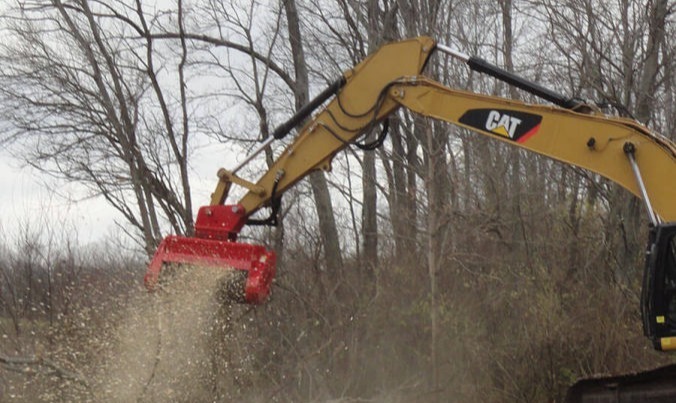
[0,142,239,246]
[0,149,118,243]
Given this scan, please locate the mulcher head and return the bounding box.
[144,204,276,304]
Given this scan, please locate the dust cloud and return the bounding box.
[90,266,237,402]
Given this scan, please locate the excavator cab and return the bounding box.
[642,223,676,350]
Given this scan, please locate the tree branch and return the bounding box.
[150,32,295,90]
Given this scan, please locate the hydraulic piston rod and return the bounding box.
[436,43,583,110]
[624,142,661,226]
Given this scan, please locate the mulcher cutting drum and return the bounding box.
[144,205,276,304]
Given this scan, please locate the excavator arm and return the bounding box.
[144,36,676,350]
[392,77,675,220]
[231,75,674,222]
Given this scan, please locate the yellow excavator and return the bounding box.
[144,37,676,361]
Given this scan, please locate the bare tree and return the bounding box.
[532,0,674,280]
[284,0,344,274]
[0,0,196,253]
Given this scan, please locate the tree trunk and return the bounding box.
[425,122,440,398]
[389,119,417,263]
[361,0,382,275]
[616,0,668,280]
[283,0,343,273]
[635,0,668,125]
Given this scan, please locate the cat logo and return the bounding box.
[485,110,522,138]
[459,108,543,143]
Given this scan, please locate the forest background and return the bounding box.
[0,0,674,401]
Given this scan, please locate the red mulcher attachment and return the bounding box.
[144,204,277,304]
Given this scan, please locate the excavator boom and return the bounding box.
[144,36,676,351]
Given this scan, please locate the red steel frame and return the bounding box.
[144,204,277,304]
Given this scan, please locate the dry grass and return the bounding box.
[1,224,675,402]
